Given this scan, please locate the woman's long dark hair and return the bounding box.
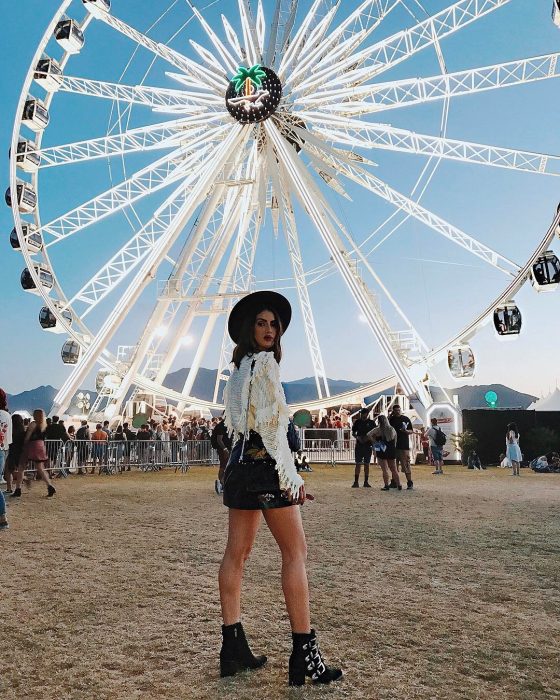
[11,413,24,437]
[231,305,283,368]
[506,422,519,438]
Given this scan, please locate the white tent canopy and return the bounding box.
[528,388,560,411]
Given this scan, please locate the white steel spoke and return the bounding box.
[42,125,228,244]
[221,14,244,62]
[99,10,227,94]
[52,126,248,416]
[278,179,330,398]
[308,116,560,176]
[298,53,560,114]
[278,0,326,79]
[292,0,513,96]
[300,136,521,276]
[266,120,432,406]
[287,0,399,90]
[238,0,261,65]
[185,0,239,74]
[58,75,216,111]
[37,117,217,168]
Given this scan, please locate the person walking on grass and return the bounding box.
[426,418,445,475]
[351,407,375,488]
[15,409,56,498]
[388,404,414,490]
[367,414,400,491]
[219,290,342,687]
[506,422,522,476]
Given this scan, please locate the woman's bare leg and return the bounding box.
[387,459,401,487]
[35,461,53,488]
[263,506,310,633]
[379,460,390,486]
[219,509,262,625]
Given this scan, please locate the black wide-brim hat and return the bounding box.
[228,291,292,343]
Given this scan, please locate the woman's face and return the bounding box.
[253,309,278,351]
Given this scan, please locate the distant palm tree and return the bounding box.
[232,64,267,95]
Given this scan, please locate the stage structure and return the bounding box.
[8,0,560,421]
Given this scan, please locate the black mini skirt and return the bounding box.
[222,435,293,511]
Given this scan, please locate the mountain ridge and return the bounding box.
[6,372,537,414]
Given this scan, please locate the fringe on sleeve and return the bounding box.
[249,352,304,495]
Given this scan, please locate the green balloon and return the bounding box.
[485,390,498,406]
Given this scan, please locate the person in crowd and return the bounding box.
[44,415,69,475]
[102,420,112,439]
[388,405,414,490]
[122,422,136,469]
[420,429,430,461]
[212,415,232,495]
[75,420,91,474]
[426,418,445,475]
[111,425,127,471]
[6,414,25,494]
[295,451,312,473]
[136,424,151,465]
[91,423,109,473]
[18,409,56,497]
[368,414,400,491]
[506,422,522,476]
[351,408,375,488]
[64,425,76,473]
[467,450,483,470]
[0,389,12,489]
[319,414,330,429]
[219,291,342,686]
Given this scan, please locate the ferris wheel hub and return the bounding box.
[225,65,282,124]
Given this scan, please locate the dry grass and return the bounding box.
[1,465,559,700]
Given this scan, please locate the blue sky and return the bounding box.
[2,0,560,401]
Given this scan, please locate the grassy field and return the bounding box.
[1,464,559,700]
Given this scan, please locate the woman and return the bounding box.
[219,291,342,687]
[368,414,401,490]
[506,422,522,476]
[17,409,56,497]
[111,425,127,471]
[7,414,26,496]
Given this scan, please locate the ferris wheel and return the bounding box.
[8,0,560,420]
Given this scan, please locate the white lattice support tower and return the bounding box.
[41,126,228,245]
[105,185,231,417]
[298,52,560,113]
[308,117,560,176]
[37,116,225,168]
[292,0,513,96]
[51,126,247,416]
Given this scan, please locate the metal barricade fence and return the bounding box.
[23,439,219,476]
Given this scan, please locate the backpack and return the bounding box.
[434,427,447,447]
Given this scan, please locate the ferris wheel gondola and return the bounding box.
[5,181,37,213]
[7,0,560,419]
[530,251,560,292]
[21,266,54,294]
[40,305,73,332]
[61,339,82,364]
[447,344,476,381]
[22,97,49,132]
[54,18,85,54]
[34,57,63,92]
[493,301,522,339]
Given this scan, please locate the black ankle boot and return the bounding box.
[220,622,267,677]
[289,630,343,686]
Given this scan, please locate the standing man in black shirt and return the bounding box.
[388,405,414,490]
[351,408,376,488]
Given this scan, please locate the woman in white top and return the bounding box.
[506,422,522,476]
[219,291,342,687]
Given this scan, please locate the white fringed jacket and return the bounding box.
[223,351,304,495]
